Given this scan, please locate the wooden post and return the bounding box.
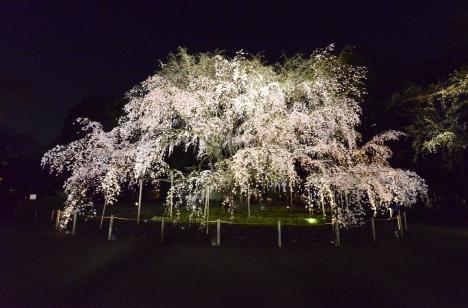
[206,187,210,224]
[308,191,313,215]
[34,207,38,220]
[247,186,251,218]
[137,179,143,224]
[160,217,165,243]
[99,202,107,230]
[205,187,210,234]
[320,192,326,216]
[277,220,282,248]
[169,170,174,219]
[72,212,77,235]
[108,215,114,241]
[216,218,221,246]
[397,212,403,238]
[334,220,341,247]
[50,210,55,222]
[203,191,207,223]
[330,190,336,219]
[371,217,376,242]
[290,189,293,209]
[55,209,61,229]
[403,212,408,232]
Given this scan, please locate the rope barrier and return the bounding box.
[206,220,233,224]
[374,217,399,221]
[206,220,334,227]
[113,217,138,221]
[80,215,138,221]
[72,213,399,227]
[54,209,408,247]
[78,214,337,227]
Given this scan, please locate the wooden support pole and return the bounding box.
[55,209,61,229]
[207,187,210,224]
[51,210,55,222]
[203,191,207,223]
[160,217,165,243]
[371,217,376,242]
[344,192,349,209]
[247,186,251,218]
[205,187,210,234]
[308,191,312,215]
[330,190,336,219]
[277,220,282,248]
[320,192,326,216]
[137,179,143,224]
[169,171,174,219]
[397,212,403,238]
[290,189,293,208]
[403,212,408,231]
[216,218,221,246]
[72,212,77,235]
[334,220,341,247]
[99,202,107,230]
[108,215,114,241]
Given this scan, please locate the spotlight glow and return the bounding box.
[305,218,318,224]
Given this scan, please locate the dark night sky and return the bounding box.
[1,0,467,144]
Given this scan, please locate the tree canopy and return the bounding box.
[393,68,468,165]
[42,46,427,228]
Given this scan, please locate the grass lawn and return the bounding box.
[1,220,468,307]
[100,200,329,226]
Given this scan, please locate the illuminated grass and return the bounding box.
[151,206,328,226]
[105,200,329,226]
